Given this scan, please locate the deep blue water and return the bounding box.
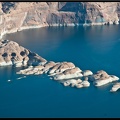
[1,25,120,118]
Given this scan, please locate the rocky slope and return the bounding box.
[0,2,120,38]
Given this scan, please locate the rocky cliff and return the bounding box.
[0,2,120,38]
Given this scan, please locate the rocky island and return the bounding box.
[0,39,119,92]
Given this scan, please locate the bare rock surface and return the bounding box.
[110,82,120,92]
[90,70,119,86]
[0,39,47,67]
[0,2,120,38]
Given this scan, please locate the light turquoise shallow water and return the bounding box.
[1,25,120,118]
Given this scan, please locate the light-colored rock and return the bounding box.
[43,61,56,73]
[61,79,78,87]
[0,2,120,39]
[75,83,83,88]
[0,40,47,67]
[110,75,119,81]
[90,70,119,86]
[82,70,93,76]
[81,80,90,87]
[63,81,71,86]
[63,67,82,75]
[57,62,75,73]
[48,63,61,75]
[113,20,119,24]
[110,83,120,92]
[76,79,82,83]
[53,73,83,80]
[48,62,76,75]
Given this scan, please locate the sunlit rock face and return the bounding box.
[0,2,120,38]
[89,70,119,86]
[110,82,120,92]
[0,39,47,67]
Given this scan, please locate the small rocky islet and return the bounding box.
[0,39,120,92]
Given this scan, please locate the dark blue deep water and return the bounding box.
[1,25,120,118]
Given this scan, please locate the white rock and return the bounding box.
[110,75,119,81]
[93,78,112,86]
[63,81,71,86]
[82,70,93,76]
[76,79,82,83]
[54,72,83,80]
[110,83,120,92]
[0,61,12,66]
[75,83,83,88]
[81,80,90,87]
[90,70,119,86]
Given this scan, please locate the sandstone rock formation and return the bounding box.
[0,39,47,67]
[53,67,83,80]
[110,82,120,92]
[0,2,120,38]
[61,78,90,88]
[1,39,119,91]
[89,70,119,86]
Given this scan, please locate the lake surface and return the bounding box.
[1,25,120,118]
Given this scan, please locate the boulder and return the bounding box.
[48,62,76,75]
[82,70,93,76]
[53,67,83,80]
[110,83,120,92]
[90,70,119,86]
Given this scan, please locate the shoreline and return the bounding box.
[1,22,119,40]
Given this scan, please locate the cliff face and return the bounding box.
[0,2,120,38]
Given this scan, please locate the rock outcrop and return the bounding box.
[0,39,117,92]
[0,2,120,38]
[89,70,119,86]
[0,39,47,67]
[110,82,120,92]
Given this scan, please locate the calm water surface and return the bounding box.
[1,25,120,118]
